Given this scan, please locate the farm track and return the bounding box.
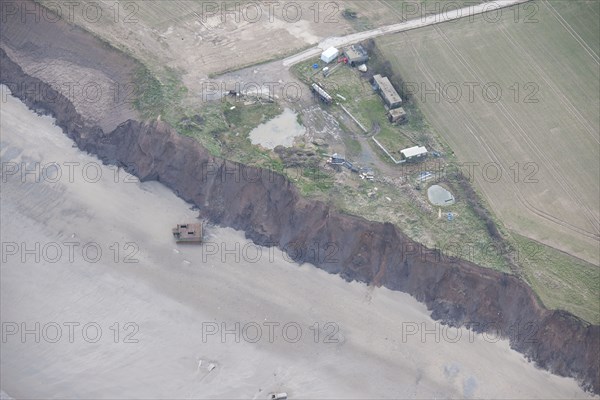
[44,0,597,253]
[377,0,551,230]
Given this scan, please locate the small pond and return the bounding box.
[249,108,305,149]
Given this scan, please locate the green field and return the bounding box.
[514,233,600,324]
[376,1,599,263]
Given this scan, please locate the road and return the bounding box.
[282,0,531,66]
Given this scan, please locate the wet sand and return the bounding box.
[1,89,594,399]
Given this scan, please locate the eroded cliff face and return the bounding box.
[1,43,599,394]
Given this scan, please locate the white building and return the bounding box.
[321,47,339,64]
[400,145,428,160]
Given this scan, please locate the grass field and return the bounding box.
[376,0,599,322]
[36,0,421,88]
[376,0,599,264]
[130,1,599,323]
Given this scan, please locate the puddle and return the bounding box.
[427,184,455,206]
[249,108,306,149]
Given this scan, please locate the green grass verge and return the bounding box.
[133,65,187,122]
[291,55,510,271]
[514,233,600,324]
[334,169,511,273]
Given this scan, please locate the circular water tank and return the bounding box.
[427,185,455,206]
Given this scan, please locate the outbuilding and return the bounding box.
[321,47,339,63]
[372,74,402,109]
[400,145,428,161]
[388,107,407,123]
[343,44,369,66]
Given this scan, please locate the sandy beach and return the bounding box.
[1,87,594,399]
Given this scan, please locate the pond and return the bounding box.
[248,108,305,149]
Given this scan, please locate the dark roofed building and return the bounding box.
[388,107,407,123]
[343,44,369,66]
[372,74,402,109]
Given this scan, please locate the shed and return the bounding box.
[388,107,407,123]
[321,47,339,63]
[400,146,428,161]
[343,44,369,66]
[372,74,402,109]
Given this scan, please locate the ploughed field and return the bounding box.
[376,0,600,321]
[377,1,599,263]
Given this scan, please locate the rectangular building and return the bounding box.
[388,107,407,123]
[400,146,427,161]
[343,44,369,66]
[372,74,402,109]
[330,153,345,165]
[321,47,339,64]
